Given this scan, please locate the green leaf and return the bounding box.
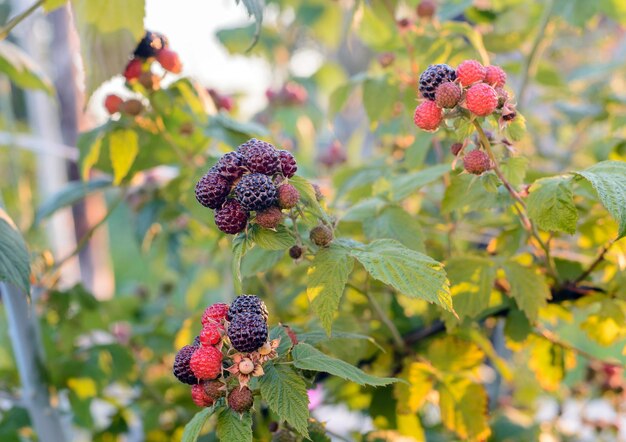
[249,225,295,250]
[216,408,252,442]
[442,173,499,213]
[350,239,453,314]
[502,262,551,322]
[527,176,578,235]
[362,206,425,252]
[0,212,30,293]
[438,378,491,440]
[389,164,450,202]
[573,160,626,238]
[505,113,527,141]
[440,21,489,65]
[289,176,330,223]
[0,41,54,94]
[307,245,354,334]
[501,157,529,187]
[109,129,139,184]
[236,0,264,50]
[363,75,396,124]
[292,343,400,386]
[35,178,113,225]
[181,408,212,442]
[259,364,309,437]
[446,256,496,319]
[72,0,145,97]
[232,233,252,293]
[241,247,284,277]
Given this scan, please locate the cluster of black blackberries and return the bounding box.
[227,295,269,353]
[195,139,301,234]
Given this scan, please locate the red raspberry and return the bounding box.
[256,206,283,229]
[199,325,222,346]
[189,346,223,380]
[465,83,498,117]
[124,58,142,82]
[191,384,214,407]
[463,150,491,175]
[202,303,230,326]
[104,95,123,114]
[456,60,486,86]
[157,49,182,73]
[484,65,507,87]
[413,101,442,131]
[434,82,461,109]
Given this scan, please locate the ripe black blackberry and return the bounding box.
[214,199,249,234]
[418,64,456,101]
[195,172,230,209]
[227,295,268,321]
[243,145,280,175]
[289,245,303,259]
[173,345,199,385]
[227,312,268,353]
[215,152,245,182]
[277,150,297,178]
[237,138,274,158]
[133,31,167,59]
[234,173,277,211]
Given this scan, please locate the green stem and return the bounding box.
[0,0,44,40]
[517,0,554,107]
[473,121,559,282]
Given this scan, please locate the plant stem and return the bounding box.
[517,0,555,107]
[472,120,559,281]
[348,283,406,352]
[575,239,615,284]
[0,0,44,40]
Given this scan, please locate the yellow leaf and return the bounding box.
[67,377,97,400]
[581,301,626,346]
[396,362,434,414]
[528,335,576,391]
[426,336,484,372]
[438,377,491,441]
[397,413,425,441]
[81,134,102,180]
[109,129,139,184]
[175,318,194,350]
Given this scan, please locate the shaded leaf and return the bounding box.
[0,41,54,94]
[363,205,425,252]
[35,178,113,224]
[502,262,551,322]
[0,212,30,293]
[527,176,578,234]
[446,256,497,319]
[390,164,450,201]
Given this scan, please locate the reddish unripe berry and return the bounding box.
[189,345,223,380]
[256,206,283,230]
[124,58,142,82]
[191,384,214,407]
[450,143,463,156]
[104,94,123,114]
[228,387,254,413]
[378,52,395,68]
[199,325,222,346]
[413,100,442,131]
[484,65,507,87]
[416,0,436,18]
[202,303,230,326]
[277,184,300,209]
[463,150,491,175]
[120,99,143,116]
[456,59,486,86]
[157,49,182,73]
[465,83,498,117]
[435,82,461,109]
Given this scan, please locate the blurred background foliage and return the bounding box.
[1,0,626,440]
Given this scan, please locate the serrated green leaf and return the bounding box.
[72,0,145,97]
[502,262,551,322]
[362,205,425,252]
[439,378,491,440]
[573,160,626,238]
[181,408,212,442]
[259,364,309,437]
[109,129,139,184]
[350,239,453,314]
[307,245,354,334]
[216,408,252,442]
[240,247,284,277]
[442,173,499,213]
[35,178,113,225]
[446,256,496,319]
[0,41,54,94]
[527,176,578,234]
[506,113,527,141]
[0,212,30,293]
[390,164,450,202]
[501,157,529,187]
[248,225,295,250]
[288,175,330,223]
[292,343,400,386]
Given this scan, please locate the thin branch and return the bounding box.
[473,121,559,281]
[575,239,616,284]
[517,0,555,107]
[0,0,44,40]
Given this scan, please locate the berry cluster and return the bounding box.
[103,31,183,116]
[173,295,279,413]
[414,60,515,132]
[195,138,301,235]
